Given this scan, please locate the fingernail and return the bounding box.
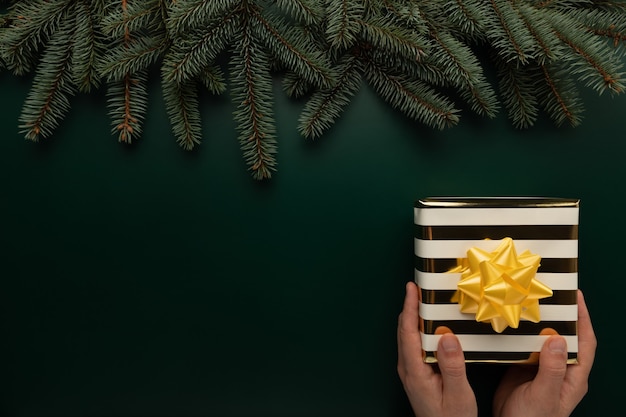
[549,337,566,353]
[441,334,460,352]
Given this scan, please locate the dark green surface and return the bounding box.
[1,67,623,417]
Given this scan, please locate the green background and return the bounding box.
[0,64,622,417]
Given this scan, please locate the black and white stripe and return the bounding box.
[414,197,579,363]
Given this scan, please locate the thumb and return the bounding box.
[531,335,568,403]
[437,333,471,397]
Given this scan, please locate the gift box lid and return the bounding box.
[416,197,580,208]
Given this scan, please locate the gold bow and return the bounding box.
[450,237,553,333]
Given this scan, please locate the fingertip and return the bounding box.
[542,335,568,363]
[548,335,567,353]
[402,280,417,301]
[439,332,461,353]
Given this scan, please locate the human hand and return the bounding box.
[397,281,477,417]
[493,290,597,417]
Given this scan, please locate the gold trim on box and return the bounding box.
[416,197,580,208]
[423,352,579,365]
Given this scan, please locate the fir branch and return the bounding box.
[363,53,460,130]
[359,16,429,61]
[101,0,167,144]
[162,76,202,150]
[548,9,626,92]
[105,0,138,145]
[534,1,595,9]
[369,47,447,87]
[72,0,103,93]
[539,63,584,126]
[251,8,334,88]
[273,0,324,26]
[108,70,148,143]
[162,12,238,84]
[199,64,227,95]
[282,70,315,98]
[100,0,162,39]
[325,0,365,51]
[19,14,75,141]
[427,29,499,117]
[230,16,277,180]
[299,54,363,139]
[510,1,564,64]
[0,0,73,75]
[594,22,626,47]
[0,10,11,66]
[485,0,536,63]
[166,0,239,35]
[572,6,626,46]
[381,0,428,33]
[101,34,167,81]
[441,0,491,40]
[495,59,541,128]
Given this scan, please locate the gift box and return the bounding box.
[414,197,579,364]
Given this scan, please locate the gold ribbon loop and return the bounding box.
[451,237,552,333]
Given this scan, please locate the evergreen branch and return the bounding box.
[381,0,428,33]
[369,47,448,87]
[100,35,165,81]
[19,15,75,141]
[441,0,491,39]
[100,1,158,145]
[72,0,102,93]
[510,1,564,63]
[359,16,429,61]
[326,0,365,50]
[282,71,314,98]
[593,1,626,8]
[231,20,277,180]
[162,11,238,84]
[363,53,460,129]
[560,34,625,92]
[166,0,239,35]
[539,63,584,126]
[199,64,227,95]
[251,8,334,89]
[162,76,202,150]
[107,70,148,143]
[425,29,477,87]
[572,6,626,46]
[299,54,363,139]
[534,1,594,9]
[0,7,13,61]
[594,23,626,46]
[0,14,6,70]
[101,0,162,38]
[548,10,625,92]
[495,59,540,128]
[486,0,535,63]
[427,30,499,117]
[0,0,73,75]
[273,0,324,26]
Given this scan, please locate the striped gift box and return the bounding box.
[414,197,579,363]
